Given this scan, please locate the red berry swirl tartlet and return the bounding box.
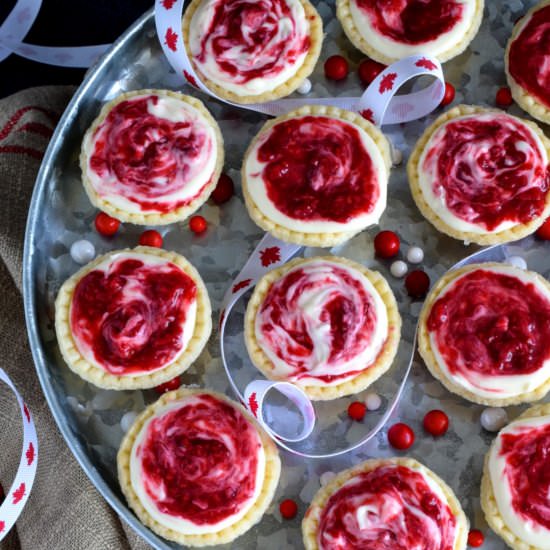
[302,458,468,550]
[182,0,323,104]
[244,257,401,400]
[80,89,224,225]
[481,404,550,550]
[242,106,391,247]
[117,388,280,546]
[408,106,550,245]
[55,247,211,390]
[336,0,483,64]
[506,1,550,124]
[419,263,550,406]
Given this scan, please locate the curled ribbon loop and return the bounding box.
[153,0,445,119]
[0,369,38,540]
[0,0,109,67]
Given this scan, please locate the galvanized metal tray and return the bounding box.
[23,2,550,548]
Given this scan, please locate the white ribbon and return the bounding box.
[0,369,38,540]
[153,0,445,120]
[0,0,109,67]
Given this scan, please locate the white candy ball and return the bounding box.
[70,239,95,264]
[390,260,408,278]
[365,392,382,411]
[320,471,336,486]
[120,411,139,433]
[297,79,312,95]
[506,256,527,270]
[480,407,508,432]
[407,246,424,264]
[390,144,403,166]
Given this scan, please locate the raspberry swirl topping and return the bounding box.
[85,94,217,214]
[508,5,550,109]
[70,252,197,376]
[317,464,458,550]
[255,260,388,386]
[130,393,265,533]
[349,0,476,60]
[426,265,550,398]
[245,116,387,234]
[188,0,311,96]
[419,113,549,233]
[489,415,550,548]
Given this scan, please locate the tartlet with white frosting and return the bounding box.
[80,89,224,225]
[55,247,211,390]
[408,105,550,245]
[182,0,323,104]
[419,262,550,406]
[242,105,391,247]
[481,404,550,550]
[244,256,401,400]
[302,457,469,550]
[506,0,550,124]
[118,388,280,547]
[336,0,484,64]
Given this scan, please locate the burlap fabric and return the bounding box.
[0,87,152,550]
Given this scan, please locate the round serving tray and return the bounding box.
[23,2,550,549]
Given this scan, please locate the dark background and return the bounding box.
[0,0,153,98]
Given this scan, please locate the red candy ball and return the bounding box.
[496,86,513,108]
[388,422,415,450]
[189,215,207,234]
[405,270,430,298]
[154,377,181,394]
[212,173,234,204]
[324,55,349,81]
[423,410,449,437]
[467,529,485,547]
[279,499,298,520]
[440,82,455,107]
[358,59,386,85]
[536,218,550,240]
[139,230,163,248]
[348,401,367,421]
[374,230,400,258]
[94,212,120,236]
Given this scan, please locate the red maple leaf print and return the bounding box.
[248,392,259,417]
[379,73,397,93]
[415,57,437,71]
[23,403,30,423]
[162,0,176,8]
[360,109,375,124]
[183,70,198,88]
[165,28,178,52]
[12,483,25,505]
[26,442,35,466]
[232,278,252,293]
[0,521,4,533]
[260,246,281,267]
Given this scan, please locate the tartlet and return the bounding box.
[55,246,211,390]
[418,262,550,406]
[408,105,550,245]
[242,105,391,247]
[80,89,224,225]
[336,0,484,64]
[182,0,323,104]
[481,404,550,550]
[118,388,280,546]
[303,457,468,550]
[244,256,401,400]
[505,0,550,124]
